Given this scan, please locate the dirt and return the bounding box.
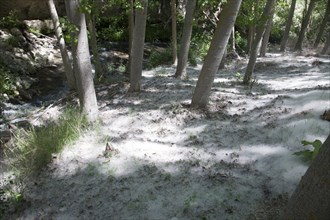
[2,51,330,220]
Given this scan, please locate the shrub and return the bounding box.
[0,11,26,30]
[147,47,173,68]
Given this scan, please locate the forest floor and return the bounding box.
[3,51,330,219]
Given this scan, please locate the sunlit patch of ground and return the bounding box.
[19,53,330,219]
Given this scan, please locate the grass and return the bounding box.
[7,106,89,177]
[1,106,90,217]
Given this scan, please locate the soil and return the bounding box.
[2,51,330,220]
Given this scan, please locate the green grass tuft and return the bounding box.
[7,106,89,177]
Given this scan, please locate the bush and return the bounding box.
[147,47,173,68]
[0,11,26,30]
[0,67,18,101]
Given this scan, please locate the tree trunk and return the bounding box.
[282,134,330,220]
[65,0,98,122]
[129,0,148,92]
[87,15,102,81]
[247,25,255,55]
[48,0,76,89]
[243,0,276,85]
[126,0,134,75]
[294,0,317,51]
[191,0,242,109]
[321,32,330,54]
[260,8,275,57]
[313,0,330,49]
[219,46,227,70]
[171,0,178,65]
[175,0,196,79]
[280,0,296,52]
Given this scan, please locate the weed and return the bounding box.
[294,139,323,162]
[6,106,89,177]
[0,11,26,29]
[234,72,243,81]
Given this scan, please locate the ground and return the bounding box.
[2,51,330,219]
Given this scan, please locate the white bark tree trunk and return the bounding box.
[65,0,98,122]
[243,0,276,85]
[280,0,296,52]
[175,0,196,79]
[171,0,178,65]
[129,0,148,92]
[294,0,317,51]
[48,0,76,89]
[191,0,242,109]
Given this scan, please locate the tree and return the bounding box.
[175,0,197,79]
[260,6,275,57]
[243,0,277,84]
[321,32,330,54]
[65,0,98,122]
[48,0,76,89]
[129,0,148,92]
[280,0,297,52]
[294,0,317,51]
[83,0,103,80]
[313,0,330,49]
[171,0,178,65]
[126,0,134,75]
[282,134,330,219]
[191,0,242,109]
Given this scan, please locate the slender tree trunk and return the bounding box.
[129,0,148,92]
[247,25,255,55]
[260,8,275,57]
[321,32,330,54]
[87,15,102,81]
[175,0,196,79]
[294,0,317,51]
[65,0,98,122]
[126,0,134,75]
[243,0,277,85]
[48,0,76,89]
[282,134,330,220]
[314,0,330,49]
[191,0,242,109]
[171,0,178,65]
[280,0,296,52]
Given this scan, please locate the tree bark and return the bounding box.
[126,0,134,75]
[247,24,256,55]
[294,0,317,51]
[314,0,330,49]
[175,0,196,79]
[260,7,275,57]
[65,0,98,122]
[129,0,148,92]
[191,0,242,109]
[280,0,296,52]
[282,134,330,220]
[87,15,102,81]
[243,0,276,85]
[171,0,178,65]
[321,32,330,54]
[48,0,76,89]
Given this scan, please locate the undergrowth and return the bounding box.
[1,106,90,217]
[8,106,89,176]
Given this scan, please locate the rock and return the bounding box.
[321,110,330,121]
[0,129,11,146]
